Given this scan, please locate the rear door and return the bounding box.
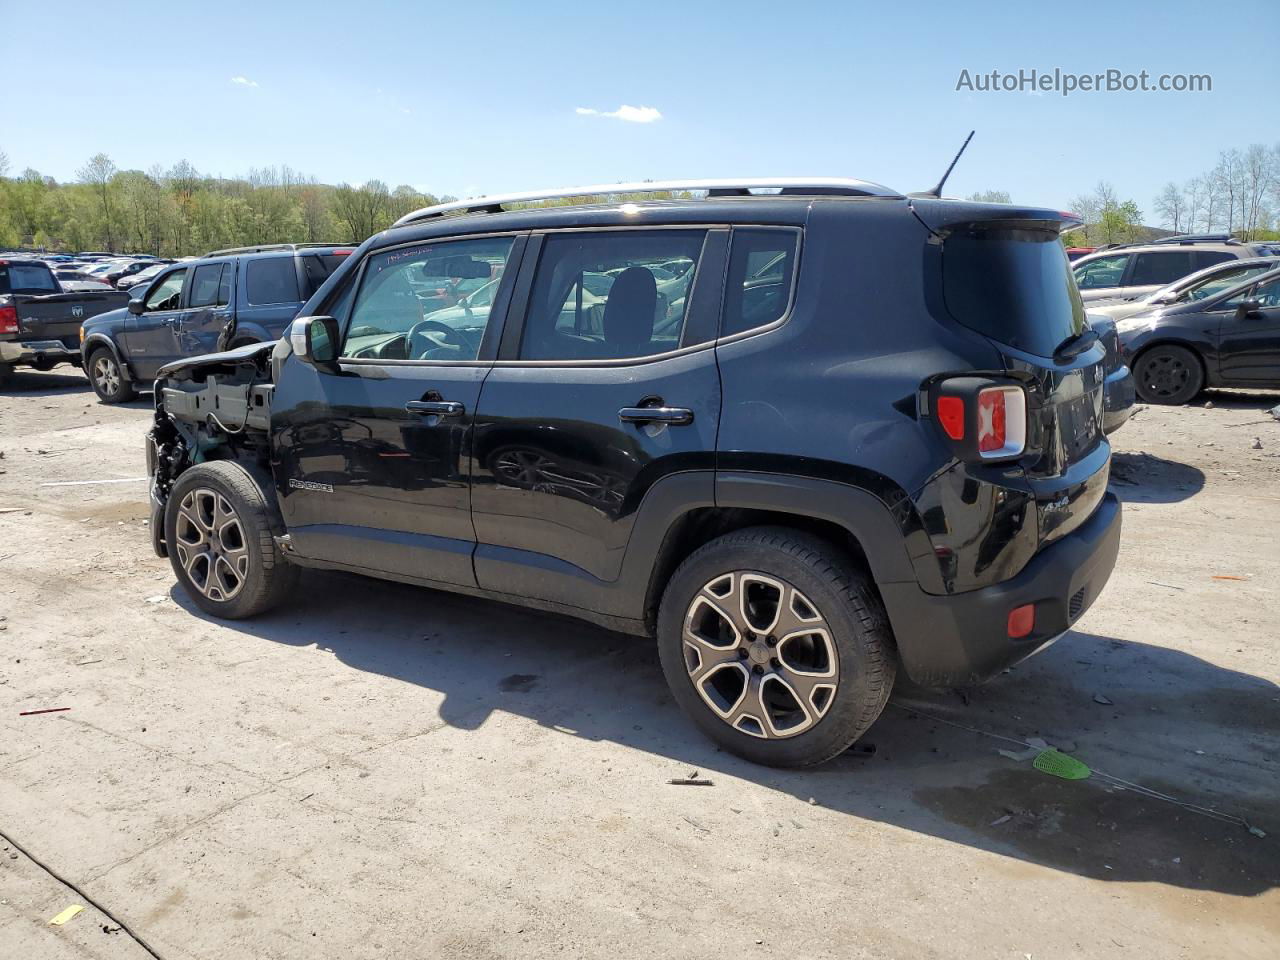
[470,227,724,607]
[174,260,233,357]
[1217,275,1280,382]
[273,233,525,588]
[122,266,189,377]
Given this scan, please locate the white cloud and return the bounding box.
[230,76,259,88]
[575,104,662,123]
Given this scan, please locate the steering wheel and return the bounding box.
[406,318,473,359]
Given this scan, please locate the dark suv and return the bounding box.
[144,179,1121,767]
[79,244,351,402]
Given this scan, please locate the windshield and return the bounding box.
[943,226,1086,356]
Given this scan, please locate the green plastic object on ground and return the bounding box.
[1033,749,1091,780]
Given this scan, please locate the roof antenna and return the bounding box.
[919,130,974,198]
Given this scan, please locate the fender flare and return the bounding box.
[81,333,134,381]
[219,320,273,351]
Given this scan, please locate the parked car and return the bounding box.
[1086,256,1279,321]
[1066,246,1095,260]
[79,243,352,402]
[1087,314,1135,434]
[1117,266,1280,404]
[117,262,166,289]
[0,258,130,384]
[142,178,1121,768]
[1071,235,1278,304]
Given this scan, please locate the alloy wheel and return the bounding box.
[173,487,250,602]
[93,355,121,396]
[682,571,839,739]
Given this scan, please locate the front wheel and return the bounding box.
[164,461,298,618]
[657,527,896,767]
[87,348,136,403]
[1133,344,1204,405]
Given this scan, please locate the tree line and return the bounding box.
[0,149,452,256]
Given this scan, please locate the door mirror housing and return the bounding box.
[1237,297,1263,318]
[127,298,145,315]
[290,315,341,368]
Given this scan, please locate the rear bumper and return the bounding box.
[0,339,80,368]
[1102,364,1135,434]
[880,491,1122,686]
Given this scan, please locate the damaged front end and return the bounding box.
[147,341,281,557]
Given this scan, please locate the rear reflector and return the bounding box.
[936,396,965,440]
[1007,604,1035,639]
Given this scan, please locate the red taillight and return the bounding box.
[0,304,19,334]
[1007,603,1036,639]
[976,385,1026,457]
[332,249,353,256]
[936,396,965,440]
[977,389,1006,452]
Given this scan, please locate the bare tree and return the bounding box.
[77,152,118,250]
[1153,183,1187,233]
[1240,144,1272,240]
[965,189,1012,204]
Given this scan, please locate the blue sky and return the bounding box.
[4,0,1274,219]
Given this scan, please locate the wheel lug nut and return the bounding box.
[738,648,749,658]
[771,658,781,669]
[752,665,764,675]
[766,636,777,646]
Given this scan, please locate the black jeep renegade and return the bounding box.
[145,178,1121,767]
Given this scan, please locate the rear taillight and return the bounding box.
[0,304,19,334]
[929,379,1027,461]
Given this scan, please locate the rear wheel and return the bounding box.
[657,527,895,767]
[165,461,298,618]
[87,348,136,404]
[1134,344,1204,405]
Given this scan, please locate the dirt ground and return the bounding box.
[1,367,1277,960]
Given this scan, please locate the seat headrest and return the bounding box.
[602,266,656,350]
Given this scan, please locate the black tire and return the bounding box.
[164,461,298,618]
[86,348,136,404]
[657,526,896,767]
[0,365,13,389]
[1133,343,1205,405]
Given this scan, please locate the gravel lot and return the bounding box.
[2,368,1278,960]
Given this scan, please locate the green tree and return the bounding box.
[77,153,119,251]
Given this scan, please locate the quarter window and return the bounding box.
[519,230,705,361]
[145,269,186,311]
[722,229,799,337]
[342,236,514,361]
[246,258,300,305]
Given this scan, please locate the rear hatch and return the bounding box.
[913,200,1109,545]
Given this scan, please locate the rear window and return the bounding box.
[943,226,1085,357]
[245,258,300,305]
[300,253,349,299]
[0,262,59,294]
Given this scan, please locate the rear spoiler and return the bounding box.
[909,197,1084,236]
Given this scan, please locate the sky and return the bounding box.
[4,0,1276,220]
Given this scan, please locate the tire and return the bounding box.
[1133,344,1205,405]
[164,461,298,619]
[657,526,896,767]
[0,365,13,389]
[87,348,136,404]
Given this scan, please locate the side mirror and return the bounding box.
[1237,298,1263,319]
[128,298,145,315]
[290,315,340,368]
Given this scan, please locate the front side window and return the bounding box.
[1130,251,1195,286]
[1073,254,1129,289]
[519,230,705,361]
[145,269,186,311]
[246,258,300,305]
[188,263,227,308]
[1229,277,1280,309]
[722,229,799,337]
[341,236,513,361]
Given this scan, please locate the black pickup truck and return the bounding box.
[0,258,129,384]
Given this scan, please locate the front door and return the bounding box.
[470,228,725,606]
[1218,275,1280,383]
[175,260,234,358]
[272,233,524,588]
[123,266,188,378]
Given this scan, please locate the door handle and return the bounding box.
[405,400,465,417]
[619,406,694,425]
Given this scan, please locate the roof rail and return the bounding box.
[1151,233,1235,245]
[201,242,354,258]
[392,178,901,227]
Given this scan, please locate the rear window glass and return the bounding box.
[300,253,349,299]
[722,229,799,337]
[1130,251,1195,286]
[943,227,1085,357]
[1193,250,1235,269]
[0,262,59,294]
[245,258,300,305]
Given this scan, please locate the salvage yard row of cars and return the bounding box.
[4,183,1280,766]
